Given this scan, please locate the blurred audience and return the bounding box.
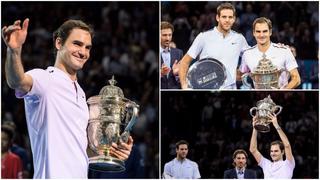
[1,2,159,178]
[1,125,23,179]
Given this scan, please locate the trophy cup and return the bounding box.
[87,76,139,172]
[186,58,227,89]
[241,54,288,89]
[249,95,282,133]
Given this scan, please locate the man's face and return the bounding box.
[234,153,247,169]
[270,144,284,162]
[253,22,272,46]
[176,144,188,159]
[57,28,92,71]
[1,131,10,153]
[161,28,173,48]
[216,9,235,32]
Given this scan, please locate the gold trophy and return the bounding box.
[87,76,139,172]
[250,95,282,132]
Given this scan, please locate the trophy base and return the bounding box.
[89,155,125,172]
[253,82,279,89]
[254,124,270,133]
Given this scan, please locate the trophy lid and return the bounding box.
[257,95,276,106]
[99,76,125,99]
[252,54,279,74]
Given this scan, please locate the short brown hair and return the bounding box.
[252,17,272,31]
[53,20,94,54]
[217,3,236,17]
[176,140,189,149]
[161,21,174,32]
[270,140,284,152]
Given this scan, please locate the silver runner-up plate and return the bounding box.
[187,58,227,89]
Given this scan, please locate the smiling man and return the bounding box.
[250,113,295,178]
[163,140,201,179]
[179,3,250,89]
[223,149,257,179]
[2,19,133,178]
[239,17,301,89]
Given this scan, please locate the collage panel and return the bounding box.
[161,91,318,178]
[1,1,159,178]
[1,0,319,179]
[161,1,318,90]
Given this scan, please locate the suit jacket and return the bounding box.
[161,48,183,89]
[223,168,257,179]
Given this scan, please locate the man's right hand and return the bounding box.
[172,60,180,76]
[2,18,29,50]
[181,84,189,89]
[110,136,133,161]
[161,64,171,77]
[3,18,33,93]
[252,115,258,128]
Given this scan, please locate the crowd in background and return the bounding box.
[161,1,319,89]
[161,91,318,178]
[1,2,159,178]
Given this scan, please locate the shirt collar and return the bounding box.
[174,158,187,164]
[160,46,171,53]
[214,26,232,38]
[235,167,246,174]
[272,159,285,164]
[47,66,78,83]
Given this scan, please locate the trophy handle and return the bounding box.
[120,103,139,143]
[249,107,257,117]
[274,105,283,116]
[241,73,252,89]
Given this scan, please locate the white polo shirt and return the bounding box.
[259,156,295,179]
[240,43,298,87]
[16,66,89,178]
[163,158,201,179]
[187,27,249,89]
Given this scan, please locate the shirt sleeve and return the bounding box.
[187,32,204,59]
[239,51,250,73]
[258,156,271,169]
[193,162,201,179]
[240,35,250,56]
[15,68,50,99]
[285,158,295,170]
[284,48,298,71]
[163,162,173,178]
